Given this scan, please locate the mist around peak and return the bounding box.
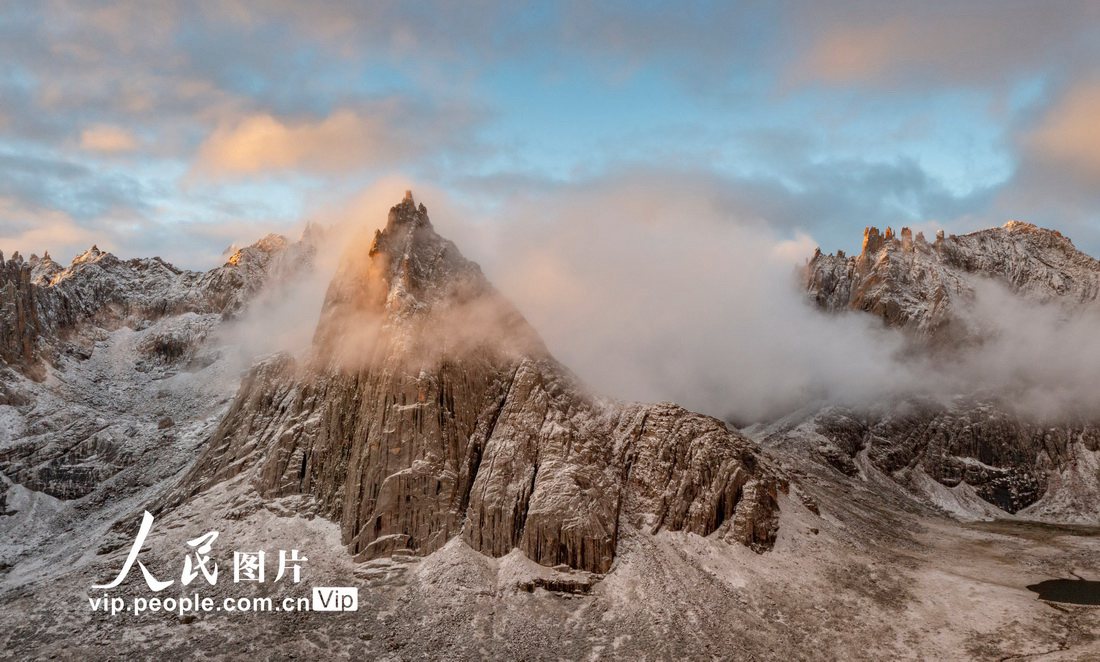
[213,177,1100,425]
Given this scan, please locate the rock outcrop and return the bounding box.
[763,399,1100,516]
[0,252,44,377]
[806,221,1100,341]
[167,193,783,572]
[0,228,321,505]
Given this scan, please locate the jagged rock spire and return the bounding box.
[862,226,884,255]
[170,193,783,574]
[313,192,519,360]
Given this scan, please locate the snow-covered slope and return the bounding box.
[2,201,1098,660]
[0,226,321,576]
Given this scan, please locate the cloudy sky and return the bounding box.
[3,1,1100,268]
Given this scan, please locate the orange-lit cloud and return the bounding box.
[194,110,405,175]
[796,20,906,84]
[308,176,418,223]
[1027,82,1100,182]
[80,125,139,152]
[788,5,1097,88]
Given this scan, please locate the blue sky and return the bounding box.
[3,1,1100,267]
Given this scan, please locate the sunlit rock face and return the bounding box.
[781,223,1100,522]
[169,194,783,572]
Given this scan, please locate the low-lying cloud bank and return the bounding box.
[942,279,1100,420]
[436,174,1100,423]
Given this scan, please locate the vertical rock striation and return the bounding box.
[0,252,44,377]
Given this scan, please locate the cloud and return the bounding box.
[79,125,139,153]
[192,102,484,177]
[0,150,154,220]
[946,278,1100,419]
[404,172,1100,423]
[194,111,393,175]
[983,80,1100,257]
[305,174,445,227]
[417,172,918,422]
[1,1,1099,275]
[1026,82,1100,183]
[0,197,99,258]
[455,153,995,259]
[793,19,905,84]
[0,187,308,269]
[787,2,1100,89]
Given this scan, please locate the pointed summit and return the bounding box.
[72,244,110,267]
[314,193,540,365]
[29,251,62,286]
[325,195,479,315]
[373,189,432,241]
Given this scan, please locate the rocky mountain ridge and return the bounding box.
[2,202,1098,660]
[0,227,321,379]
[784,221,1100,523]
[805,221,1100,341]
[0,227,320,505]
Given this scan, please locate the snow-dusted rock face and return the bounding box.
[166,194,783,573]
[0,230,319,506]
[0,229,321,378]
[790,223,1100,522]
[760,400,1100,518]
[806,222,1100,341]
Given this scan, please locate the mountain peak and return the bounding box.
[71,244,113,267]
[999,219,1076,247]
[374,189,430,241]
[1003,219,1037,232]
[356,193,481,311]
[226,233,288,266]
[167,194,782,577]
[314,194,538,365]
[859,225,930,258]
